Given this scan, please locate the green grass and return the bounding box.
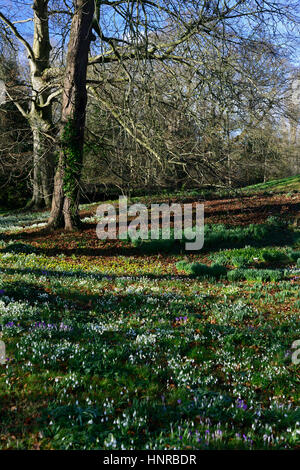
[0,209,299,450]
[176,261,227,279]
[226,268,284,282]
[243,175,300,194]
[132,217,294,255]
[210,246,291,268]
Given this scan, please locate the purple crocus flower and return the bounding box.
[237,399,247,410]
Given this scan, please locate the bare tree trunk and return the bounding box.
[31,127,44,209]
[225,111,232,187]
[263,153,267,183]
[0,2,55,209]
[27,0,55,209]
[29,119,55,208]
[48,0,95,230]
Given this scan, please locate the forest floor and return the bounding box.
[0,183,299,449]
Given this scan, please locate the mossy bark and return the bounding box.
[48,119,83,230]
[48,0,95,230]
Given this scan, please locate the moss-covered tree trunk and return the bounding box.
[48,0,95,230]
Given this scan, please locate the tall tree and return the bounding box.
[1,1,299,227]
[0,37,32,208]
[48,0,95,229]
[29,0,55,208]
[0,1,57,208]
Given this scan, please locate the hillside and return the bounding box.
[244,175,300,194]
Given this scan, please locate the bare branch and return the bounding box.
[4,89,29,119]
[0,11,35,61]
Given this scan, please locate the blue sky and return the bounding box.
[1,0,299,66]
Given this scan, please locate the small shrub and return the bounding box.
[227,268,284,282]
[130,218,293,255]
[227,269,245,282]
[231,255,249,268]
[3,243,39,254]
[132,238,179,254]
[176,261,227,279]
[211,254,228,266]
[211,247,289,268]
[175,260,189,271]
[287,249,300,262]
[203,219,291,251]
[261,251,287,264]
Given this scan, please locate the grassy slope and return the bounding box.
[243,175,300,193]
